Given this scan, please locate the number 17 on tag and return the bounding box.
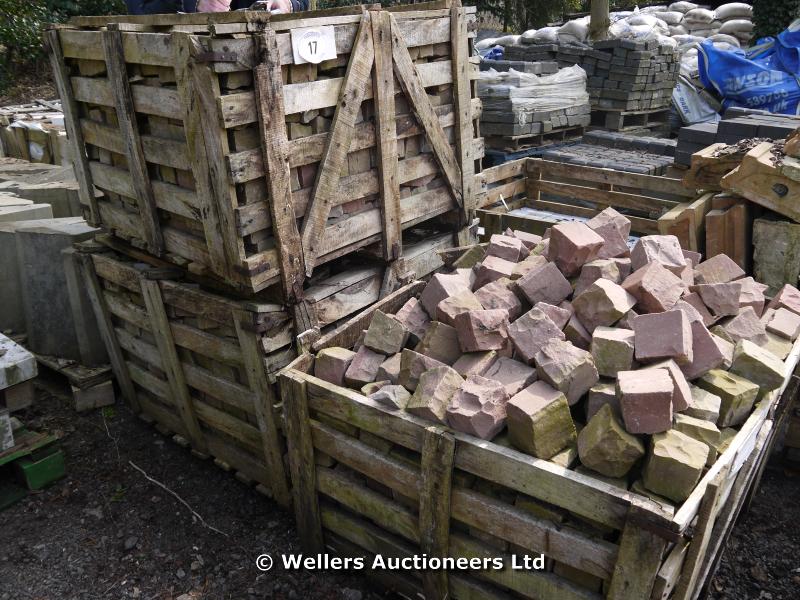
[291,26,338,65]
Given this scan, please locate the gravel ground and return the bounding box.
[2,373,799,600]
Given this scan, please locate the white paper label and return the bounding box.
[291,26,337,65]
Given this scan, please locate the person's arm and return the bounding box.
[266,0,308,12]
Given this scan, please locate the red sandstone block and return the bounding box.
[344,346,386,387]
[454,309,510,353]
[622,262,685,313]
[534,302,571,330]
[547,222,605,276]
[572,278,637,332]
[437,291,483,327]
[586,208,631,259]
[447,375,510,440]
[515,261,572,306]
[768,284,800,316]
[486,234,529,263]
[618,369,674,434]
[630,235,687,276]
[474,255,517,289]
[474,278,523,321]
[694,254,745,285]
[694,282,743,317]
[632,311,693,364]
[419,273,470,319]
[481,357,538,397]
[314,347,356,386]
[394,297,431,343]
[508,308,565,364]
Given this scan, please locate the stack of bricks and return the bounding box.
[503,43,560,64]
[313,210,799,506]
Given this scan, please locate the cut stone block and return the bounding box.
[572,279,637,332]
[0,203,53,222]
[515,261,572,306]
[535,339,599,405]
[683,250,702,268]
[564,315,592,350]
[586,382,621,421]
[611,257,633,279]
[508,308,565,364]
[547,222,604,276]
[455,268,478,292]
[452,245,486,269]
[474,255,517,289]
[511,254,548,280]
[673,413,721,467]
[369,384,411,410]
[765,332,793,360]
[0,334,37,389]
[682,292,716,327]
[507,381,576,459]
[416,321,461,365]
[361,381,390,396]
[419,272,470,319]
[672,299,704,324]
[574,259,622,297]
[643,430,709,503]
[377,352,402,384]
[630,235,687,275]
[364,310,410,355]
[697,369,760,428]
[586,207,631,259]
[622,262,685,313]
[394,297,430,343]
[482,357,538,397]
[511,230,542,249]
[314,347,357,386]
[447,375,510,440]
[406,366,464,424]
[729,339,786,391]
[454,309,510,353]
[437,291,483,327]
[550,442,579,468]
[643,359,691,411]
[737,277,767,316]
[73,380,115,412]
[633,311,693,364]
[694,282,743,317]
[398,349,446,392]
[768,284,800,316]
[486,234,529,263]
[344,346,386,387]
[693,254,745,285]
[714,428,738,455]
[765,307,800,340]
[474,278,523,321]
[618,369,674,434]
[578,404,645,478]
[62,247,108,367]
[686,386,722,422]
[533,302,571,330]
[711,332,735,369]
[452,351,497,378]
[591,327,635,378]
[617,309,638,330]
[720,307,769,346]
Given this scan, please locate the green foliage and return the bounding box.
[753,0,800,39]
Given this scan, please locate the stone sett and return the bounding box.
[474,255,517,289]
[507,381,577,459]
[685,386,722,422]
[364,310,409,355]
[416,321,462,365]
[574,259,622,297]
[693,254,745,285]
[481,357,538,397]
[586,207,631,259]
[452,351,497,378]
[406,366,464,424]
[447,375,510,440]
[766,307,800,340]
[642,430,709,503]
[437,291,483,327]
[564,315,592,350]
[768,284,800,316]
[454,309,510,353]
[377,353,402,384]
[314,347,356,386]
[547,222,605,276]
[515,261,572,306]
[398,349,446,391]
[578,404,645,478]
[394,297,431,343]
[572,278,636,332]
[534,302,571,330]
[630,235,686,275]
[369,385,411,410]
[633,311,693,364]
[680,319,726,381]
[586,382,621,421]
[419,273,470,319]
[535,339,599,405]
[474,278,523,321]
[729,339,785,391]
[642,358,691,411]
[697,369,760,428]
[485,234,529,263]
[591,326,635,377]
[720,307,769,346]
[344,345,386,387]
[508,308,565,364]
[673,413,721,467]
[618,368,674,434]
[694,282,743,317]
[622,262,685,313]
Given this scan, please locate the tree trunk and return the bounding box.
[589,0,610,41]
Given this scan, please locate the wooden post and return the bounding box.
[589,0,610,41]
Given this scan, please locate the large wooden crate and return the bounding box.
[278,283,800,600]
[46,1,481,297]
[477,158,695,239]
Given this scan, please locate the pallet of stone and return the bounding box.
[503,43,560,63]
[0,334,39,423]
[277,233,800,600]
[482,140,582,168]
[33,354,115,413]
[590,107,671,133]
[539,143,676,176]
[477,158,695,238]
[46,1,481,298]
[0,100,68,166]
[479,59,558,75]
[484,124,587,152]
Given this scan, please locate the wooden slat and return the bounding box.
[450,0,475,220]
[71,76,182,120]
[300,13,375,276]
[253,30,305,302]
[530,199,660,235]
[46,29,99,224]
[81,118,190,171]
[537,180,677,215]
[481,159,525,185]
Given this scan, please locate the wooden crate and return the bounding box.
[0,100,68,165]
[46,1,482,297]
[277,283,800,600]
[476,158,696,239]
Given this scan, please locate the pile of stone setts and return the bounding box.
[311,210,800,506]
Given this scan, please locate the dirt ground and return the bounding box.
[2,372,799,600]
[0,69,56,106]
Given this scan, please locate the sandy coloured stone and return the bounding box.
[447,375,510,440]
[686,386,722,422]
[682,292,716,327]
[452,351,498,378]
[454,268,477,291]
[369,384,412,410]
[535,339,599,405]
[454,309,510,353]
[768,284,800,316]
[765,307,800,340]
[361,380,390,396]
[398,349,446,392]
[697,369,760,428]
[765,332,793,360]
[577,404,645,478]
[550,442,579,468]
[436,291,483,327]
[633,311,693,364]
[394,297,431,343]
[714,427,738,455]
[314,347,356,387]
[572,278,637,332]
[406,366,464,424]
[693,254,745,285]
[377,353,402,384]
[591,327,635,378]
[474,255,517,289]
[711,332,735,369]
[364,310,410,355]
[631,479,675,510]
[511,230,542,249]
[515,261,572,306]
[416,321,461,365]
[622,262,685,314]
[344,346,386,387]
[630,235,687,275]
[586,382,621,421]
[511,254,548,281]
[673,413,721,467]
[547,222,605,276]
[574,259,622,297]
[508,308,565,364]
[729,339,786,391]
[694,282,743,318]
[485,234,529,263]
[720,307,769,346]
[586,207,631,259]
[474,278,523,321]
[737,277,767,316]
[678,264,695,287]
[643,358,691,411]
[452,245,486,269]
[564,315,592,350]
[643,430,709,503]
[481,357,538,397]
[507,381,577,459]
[618,369,674,434]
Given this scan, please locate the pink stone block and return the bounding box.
[419,273,470,319]
[618,369,674,434]
[564,315,592,350]
[398,349,446,391]
[511,254,548,281]
[452,351,498,378]
[474,255,517,289]
[737,277,767,317]
[314,347,356,386]
[394,297,431,343]
[512,230,542,250]
[682,250,702,268]
[446,375,510,440]
[344,346,386,387]
[682,292,716,327]
[486,234,529,263]
[406,366,464,424]
[611,257,633,279]
[721,307,769,346]
[534,339,599,405]
[633,311,693,364]
[622,262,685,313]
[377,353,402,384]
[481,357,538,397]
[680,320,727,380]
[768,284,800,316]
[508,308,566,364]
[630,235,687,275]
[694,282,743,317]
[474,279,523,321]
[765,307,800,340]
[586,207,631,259]
[574,259,622,297]
[672,299,704,324]
[547,222,605,276]
[437,291,483,327]
[454,309,510,353]
[572,278,637,332]
[643,359,691,411]
[533,302,571,330]
[416,322,462,365]
[693,254,745,285]
[516,261,572,306]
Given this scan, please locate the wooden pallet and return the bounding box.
[590,107,670,132]
[476,157,696,238]
[47,1,481,297]
[34,353,112,390]
[484,125,585,152]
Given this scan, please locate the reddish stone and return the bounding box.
[452,351,497,378]
[516,261,572,306]
[511,255,548,281]
[564,314,592,350]
[508,308,566,364]
[643,359,691,411]
[768,284,800,316]
[416,321,461,365]
[398,349,446,391]
[737,277,767,316]
[394,297,431,343]
[535,339,599,405]
[618,369,674,434]
[611,257,633,279]
[682,292,716,327]
[474,255,517,289]
[679,264,695,287]
[512,230,542,249]
[344,346,387,387]
[680,320,727,380]
[574,259,622,297]
[454,309,510,353]
[586,382,621,421]
[547,222,605,276]
[622,262,685,313]
[447,375,510,440]
[533,302,571,330]
[481,357,538,396]
[683,250,702,268]
[474,278,523,321]
[377,353,402,384]
[572,278,637,332]
[437,291,483,327]
[630,235,687,275]
[693,254,745,285]
[586,207,631,259]
[672,299,704,324]
[765,307,800,340]
[314,347,356,386]
[486,234,529,263]
[720,307,769,346]
[419,273,470,319]
[633,311,693,364]
[406,366,464,424]
[694,282,743,317]
[453,268,477,291]
[617,309,638,330]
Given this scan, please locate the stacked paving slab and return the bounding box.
[313,212,799,505]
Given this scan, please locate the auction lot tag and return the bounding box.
[291,26,337,65]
